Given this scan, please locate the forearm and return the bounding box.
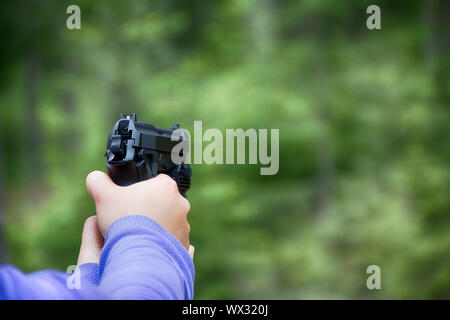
[0,215,194,300]
[97,215,195,300]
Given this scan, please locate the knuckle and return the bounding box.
[180,197,191,214]
[158,174,177,190]
[167,177,178,190]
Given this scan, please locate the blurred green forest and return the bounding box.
[0,0,449,299]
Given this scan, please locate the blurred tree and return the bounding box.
[0,0,448,299]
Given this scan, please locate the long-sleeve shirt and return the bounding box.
[0,215,195,299]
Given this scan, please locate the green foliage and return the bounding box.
[0,0,448,299]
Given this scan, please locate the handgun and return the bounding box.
[105,113,191,196]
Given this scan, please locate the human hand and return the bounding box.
[85,171,192,251]
[76,215,194,265]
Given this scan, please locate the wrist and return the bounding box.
[104,215,193,262]
[100,214,195,295]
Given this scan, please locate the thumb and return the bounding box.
[86,170,116,203]
[77,216,104,265]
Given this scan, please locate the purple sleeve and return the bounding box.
[97,215,195,299]
[0,215,195,300]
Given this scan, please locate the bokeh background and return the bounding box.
[0,0,449,299]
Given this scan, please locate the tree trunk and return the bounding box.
[249,0,275,58]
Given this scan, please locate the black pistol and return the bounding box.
[105,113,191,197]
